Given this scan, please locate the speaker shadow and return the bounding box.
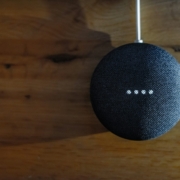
[0,0,115,146]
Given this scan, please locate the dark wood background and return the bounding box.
[0,0,180,179]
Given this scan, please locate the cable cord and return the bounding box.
[135,0,143,43]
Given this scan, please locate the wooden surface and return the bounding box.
[0,0,180,179]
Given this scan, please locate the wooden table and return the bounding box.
[0,0,180,179]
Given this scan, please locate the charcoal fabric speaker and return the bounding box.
[90,43,180,140]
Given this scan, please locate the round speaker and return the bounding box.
[90,43,180,140]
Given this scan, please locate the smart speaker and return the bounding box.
[90,0,180,140]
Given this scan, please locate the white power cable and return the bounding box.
[135,0,143,43]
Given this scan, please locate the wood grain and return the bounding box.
[0,0,180,179]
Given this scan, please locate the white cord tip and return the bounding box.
[134,39,143,43]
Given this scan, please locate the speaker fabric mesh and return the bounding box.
[90,43,180,140]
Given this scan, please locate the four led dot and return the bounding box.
[141,90,146,94]
[149,90,154,95]
[126,90,132,95]
[126,90,153,95]
[134,90,139,95]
